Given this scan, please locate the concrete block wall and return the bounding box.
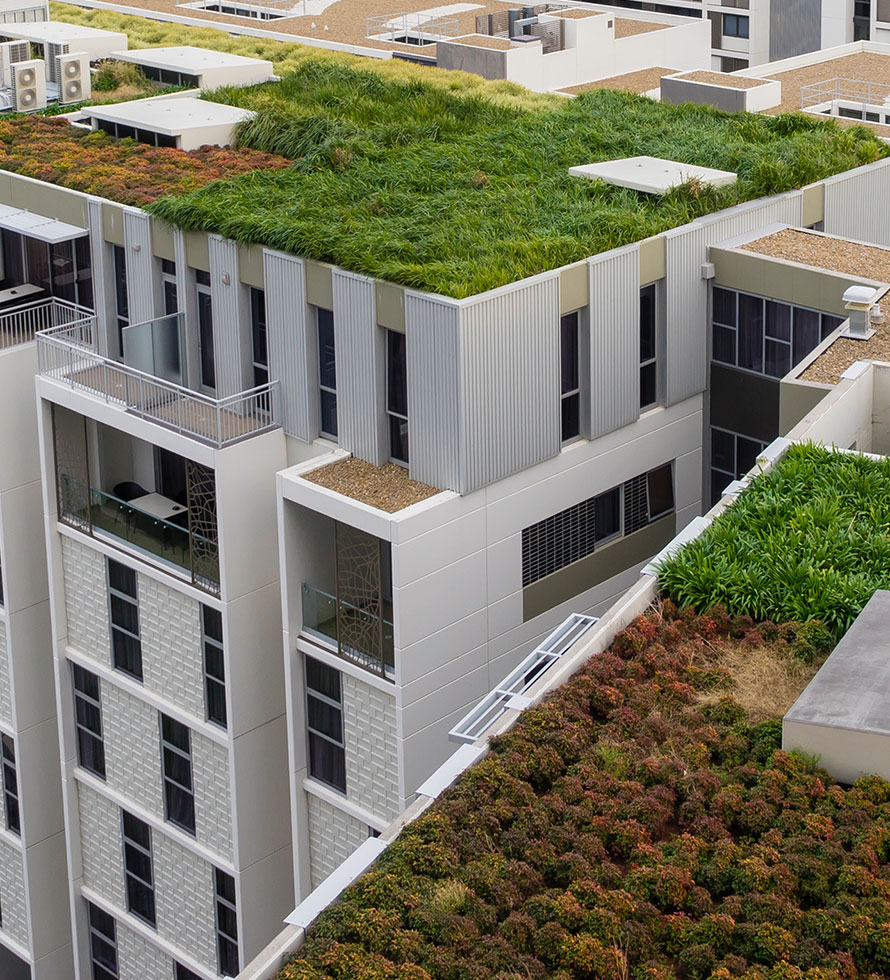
[0,619,10,729]
[193,730,233,859]
[306,794,369,889]
[78,782,125,908]
[342,674,399,822]
[0,836,27,949]
[102,683,165,821]
[117,920,173,980]
[61,537,111,668]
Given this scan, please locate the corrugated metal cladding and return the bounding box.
[405,292,461,491]
[263,249,315,441]
[208,236,243,398]
[122,210,154,326]
[588,245,640,438]
[459,274,560,493]
[173,228,199,390]
[824,160,890,248]
[769,0,821,60]
[664,191,803,406]
[333,269,384,465]
[88,199,111,356]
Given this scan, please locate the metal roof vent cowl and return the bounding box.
[841,284,881,340]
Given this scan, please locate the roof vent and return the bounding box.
[841,284,881,340]
[569,155,737,195]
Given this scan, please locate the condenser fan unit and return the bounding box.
[17,67,36,86]
[65,80,81,99]
[65,60,80,78]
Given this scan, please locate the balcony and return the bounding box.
[53,407,220,594]
[0,296,94,351]
[37,317,280,448]
[302,583,394,678]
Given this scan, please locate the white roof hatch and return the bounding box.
[569,155,737,194]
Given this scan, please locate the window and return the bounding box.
[196,269,215,391]
[720,55,748,71]
[121,810,155,927]
[175,965,202,980]
[202,605,226,729]
[87,902,118,980]
[161,258,178,316]
[712,287,844,379]
[0,552,4,607]
[73,663,105,779]
[112,245,129,356]
[710,426,766,504]
[96,118,178,147]
[723,12,748,36]
[107,560,142,681]
[386,329,409,465]
[250,288,268,388]
[560,312,581,442]
[1,734,18,836]
[305,656,345,793]
[639,285,657,410]
[160,714,195,835]
[521,464,675,587]
[214,868,239,977]
[317,308,337,439]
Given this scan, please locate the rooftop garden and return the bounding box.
[274,601,890,980]
[657,444,890,639]
[23,6,890,296]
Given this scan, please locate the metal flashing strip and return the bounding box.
[415,743,487,799]
[448,613,598,745]
[285,837,388,929]
[640,516,711,577]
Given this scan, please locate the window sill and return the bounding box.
[302,777,391,833]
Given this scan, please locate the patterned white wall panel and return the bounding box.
[192,730,232,859]
[102,683,164,819]
[78,781,125,909]
[0,619,11,729]
[117,920,173,980]
[0,835,28,948]
[342,674,399,821]
[61,537,111,668]
[306,793,368,890]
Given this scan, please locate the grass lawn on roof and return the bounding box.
[658,443,890,638]
[48,5,890,296]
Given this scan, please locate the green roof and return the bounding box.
[37,5,890,296]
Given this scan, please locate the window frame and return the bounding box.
[121,810,156,928]
[710,425,767,505]
[304,656,346,794]
[639,283,658,412]
[1,733,18,836]
[107,559,142,682]
[316,307,338,440]
[87,901,119,980]
[72,663,106,779]
[195,269,216,393]
[159,713,196,836]
[112,244,129,358]
[214,867,239,977]
[250,287,269,389]
[202,604,227,730]
[385,328,409,465]
[160,258,178,317]
[560,310,582,444]
[723,12,749,37]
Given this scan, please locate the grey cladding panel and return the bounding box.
[588,246,640,438]
[89,198,112,357]
[333,270,383,464]
[209,235,244,397]
[459,274,560,493]
[665,191,803,406]
[405,292,460,491]
[824,160,890,248]
[123,210,154,326]
[769,0,821,60]
[264,249,315,441]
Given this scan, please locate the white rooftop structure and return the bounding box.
[0,202,87,244]
[82,96,255,150]
[0,21,127,61]
[110,45,275,89]
[569,156,738,195]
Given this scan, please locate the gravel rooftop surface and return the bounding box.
[675,70,766,89]
[558,65,672,94]
[450,33,513,48]
[614,16,666,37]
[302,457,440,512]
[801,326,890,384]
[740,228,890,283]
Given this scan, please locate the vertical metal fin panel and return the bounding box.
[459,274,560,493]
[88,198,112,357]
[768,0,820,60]
[122,209,154,326]
[174,228,200,390]
[824,160,890,248]
[665,191,803,406]
[208,235,243,398]
[263,249,314,441]
[588,245,640,438]
[405,291,460,491]
[333,269,383,465]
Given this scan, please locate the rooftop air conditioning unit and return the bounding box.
[57,51,90,104]
[0,40,29,88]
[46,41,69,87]
[10,59,46,113]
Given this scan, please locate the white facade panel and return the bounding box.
[342,674,399,821]
[405,291,460,491]
[78,781,125,909]
[588,245,641,438]
[123,210,155,328]
[209,235,244,398]
[60,536,111,669]
[824,159,890,248]
[459,274,560,492]
[263,250,314,441]
[306,793,368,890]
[192,729,232,859]
[117,920,172,980]
[102,683,164,819]
[333,270,382,465]
[89,198,113,357]
[0,618,11,729]
[0,835,28,949]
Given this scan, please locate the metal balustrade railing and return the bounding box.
[801,77,890,111]
[38,321,281,448]
[0,297,93,351]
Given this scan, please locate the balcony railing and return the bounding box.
[0,297,94,351]
[302,583,394,678]
[38,320,280,448]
